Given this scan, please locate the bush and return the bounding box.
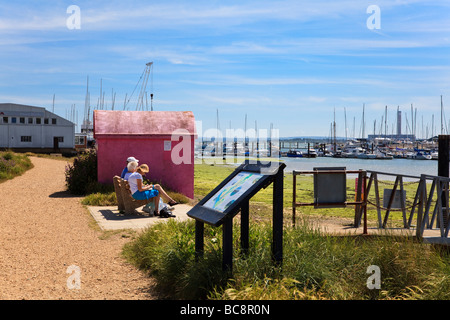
[0,151,33,182]
[65,149,98,195]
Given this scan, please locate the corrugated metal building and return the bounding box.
[0,103,75,153]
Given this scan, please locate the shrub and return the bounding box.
[0,151,33,182]
[65,149,98,195]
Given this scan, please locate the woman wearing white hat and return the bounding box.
[121,156,139,179]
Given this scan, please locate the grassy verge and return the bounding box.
[0,150,34,183]
[120,161,450,300]
[25,152,77,162]
[122,217,450,300]
[81,180,190,207]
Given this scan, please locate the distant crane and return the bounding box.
[123,62,154,111]
[137,62,154,111]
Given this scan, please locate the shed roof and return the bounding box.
[93,110,196,137]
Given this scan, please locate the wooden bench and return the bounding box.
[113,176,157,215]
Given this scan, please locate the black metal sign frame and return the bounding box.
[187,160,286,272]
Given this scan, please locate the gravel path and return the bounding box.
[0,156,155,300]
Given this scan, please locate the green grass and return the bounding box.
[121,161,450,300]
[193,162,422,226]
[0,151,34,183]
[76,159,449,300]
[122,217,450,300]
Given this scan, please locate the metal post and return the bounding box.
[272,167,284,265]
[292,172,297,227]
[438,135,450,178]
[438,135,449,229]
[195,220,204,261]
[240,200,249,255]
[222,219,233,272]
[354,171,363,227]
[416,176,426,239]
[363,172,368,235]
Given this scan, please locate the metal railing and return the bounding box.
[292,169,450,239]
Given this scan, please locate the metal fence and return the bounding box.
[292,168,450,239]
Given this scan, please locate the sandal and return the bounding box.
[168,200,179,206]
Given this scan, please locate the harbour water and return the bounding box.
[281,157,438,180]
[198,155,440,181]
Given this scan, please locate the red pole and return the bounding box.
[363,172,368,235]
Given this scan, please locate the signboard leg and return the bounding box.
[240,200,249,255]
[195,220,204,261]
[272,168,284,265]
[222,219,233,272]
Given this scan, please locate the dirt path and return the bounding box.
[0,156,156,300]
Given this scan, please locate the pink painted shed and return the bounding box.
[93,110,197,198]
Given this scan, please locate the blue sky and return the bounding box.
[0,0,449,138]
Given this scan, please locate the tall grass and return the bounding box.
[0,151,33,183]
[123,219,226,299]
[120,162,450,300]
[122,217,450,300]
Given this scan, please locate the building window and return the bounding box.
[75,136,85,145]
[20,117,25,124]
[11,117,16,123]
[21,136,32,142]
[52,118,57,125]
[2,117,7,124]
[36,118,41,124]
[56,137,64,143]
[44,118,49,124]
[28,118,33,124]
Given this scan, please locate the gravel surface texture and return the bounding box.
[0,156,155,300]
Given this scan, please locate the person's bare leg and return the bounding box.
[151,194,160,215]
[153,184,176,203]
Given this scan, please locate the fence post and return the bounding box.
[438,135,450,230]
[416,176,426,239]
[438,135,450,178]
[292,172,297,227]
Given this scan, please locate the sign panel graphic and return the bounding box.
[203,171,264,212]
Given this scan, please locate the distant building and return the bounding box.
[0,103,75,153]
[367,134,416,142]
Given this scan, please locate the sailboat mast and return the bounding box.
[344,107,347,141]
[333,108,336,152]
[362,103,365,139]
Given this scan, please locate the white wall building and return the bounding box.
[0,103,75,153]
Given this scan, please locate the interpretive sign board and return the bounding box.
[203,172,264,212]
[187,160,286,272]
[188,161,284,227]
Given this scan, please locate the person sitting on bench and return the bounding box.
[121,156,139,179]
[127,163,178,217]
